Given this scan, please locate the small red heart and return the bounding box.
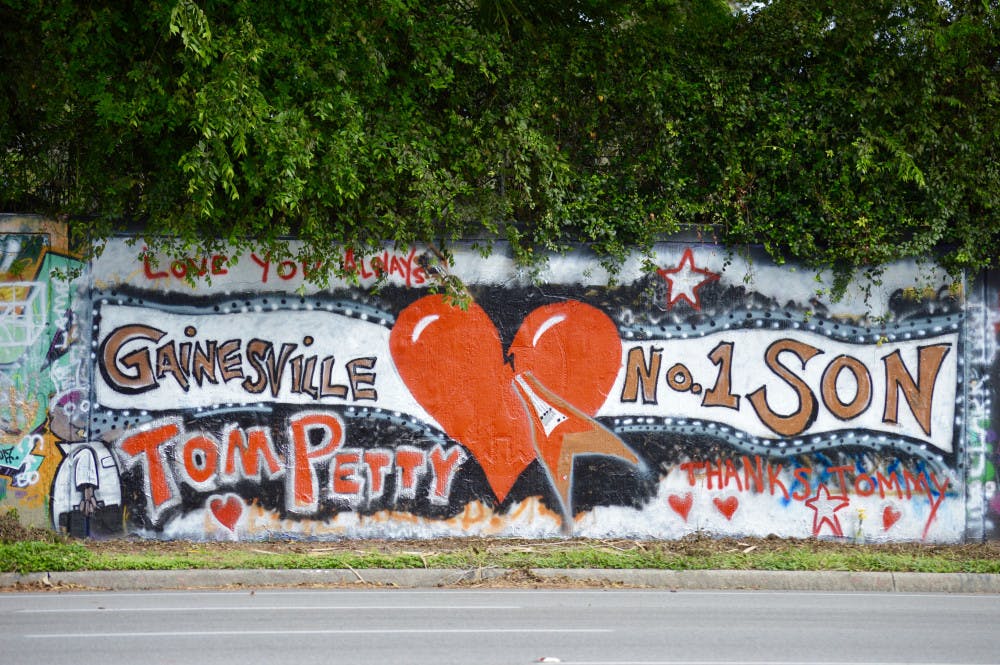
[713,495,739,520]
[668,493,693,521]
[883,504,902,531]
[209,494,243,531]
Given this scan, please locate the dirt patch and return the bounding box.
[0,509,62,544]
[78,532,1000,561]
[450,568,642,589]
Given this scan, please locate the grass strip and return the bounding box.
[4,540,1000,575]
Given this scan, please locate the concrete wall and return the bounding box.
[1,215,994,541]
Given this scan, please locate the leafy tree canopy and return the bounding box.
[1,0,997,288]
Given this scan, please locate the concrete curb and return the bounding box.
[3,568,1000,593]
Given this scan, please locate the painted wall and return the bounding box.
[2,215,993,542]
[968,271,1000,540]
[0,218,91,532]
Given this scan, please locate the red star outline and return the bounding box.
[656,248,720,311]
[805,484,850,537]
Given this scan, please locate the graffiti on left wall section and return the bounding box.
[79,240,967,541]
[0,229,115,535]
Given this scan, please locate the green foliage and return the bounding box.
[0,541,93,574]
[1,1,998,281]
[1,507,88,574]
[719,0,1000,283]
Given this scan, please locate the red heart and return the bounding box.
[508,301,624,477]
[391,297,533,503]
[390,296,621,503]
[509,301,622,416]
[713,495,739,520]
[883,504,902,531]
[668,493,693,521]
[209,494,243,531]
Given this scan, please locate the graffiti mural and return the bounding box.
[76,237,969,542]
[2,214,993,542]
[0,217,93,530]
[970,271,1000,540]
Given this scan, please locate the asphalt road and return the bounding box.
[3,588,999,665]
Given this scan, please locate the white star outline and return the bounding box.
[656,248,720,310]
